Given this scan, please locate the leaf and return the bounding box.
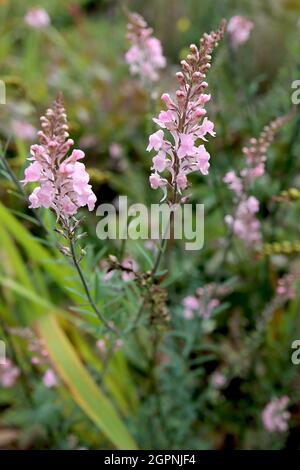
[0,277,53,312]
[37,314,138,450]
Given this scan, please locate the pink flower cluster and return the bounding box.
[0,359,20,388]
[227,15,254,48]
[13,120,36,141]
[147,22,225,200]
[125,12,166,83]
[183,284,224,320]
[22,94,96,223]
[276,274,296,300]
[262,396,290,432]
[223,178,261,247]
[25,7,50,29]
[9,328,58,388]
[224,115,291,248]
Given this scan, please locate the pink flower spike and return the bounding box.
[23,94,97,222]
[125,12,166,83]
[147,22,225,196]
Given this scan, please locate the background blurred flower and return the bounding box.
[24,7,50,29]
[227,15,254,48]
[125,12,166,83]
[147,21,225,199]
[43,368,58,388]
[0,359,20,388]
[262,396,290,432]
[13,120,36,141]
[22,94,96,222]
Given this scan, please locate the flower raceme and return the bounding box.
[125,12,166,83]
[224,114,292,248]
[22,93,96,223]
[147,21,226,201]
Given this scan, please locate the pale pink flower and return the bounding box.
[276,274,296,300]
[183,309,194,320]
[96,339,106,353]
[197,117,216,140]
[183,284,223,320]
[149,172,166,190]
[25,7,50,29]
[152,152,168,172]
[223,171,243,196]
[147,130,165,152]
[148,22,225,199]
[125,12,166,83]
[109,143,122,159]
[210,371,226,389]
[227,15,253,48]
[262,396,290,432]
[22,94,96,223]
[0,359,20,388]
[177,134,195,158]
[183,296,199,310]
[121,257,139,282]
[176,173,188,190]
[114,339,123,351]
[43,368,58,388]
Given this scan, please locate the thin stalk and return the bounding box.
[68,234,120,337]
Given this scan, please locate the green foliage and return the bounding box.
[1,0,300,451]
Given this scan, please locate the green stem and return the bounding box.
[68,234,119,337]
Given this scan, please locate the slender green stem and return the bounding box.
[68,234,119,337]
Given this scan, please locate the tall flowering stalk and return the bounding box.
[22,94,118,335]
[147,21,226,202]
[22,93,96,225]
[224,114,291,248]
[125,12,166,84]
[128,23,226,331]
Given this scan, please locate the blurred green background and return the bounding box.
[1,0,300,451]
